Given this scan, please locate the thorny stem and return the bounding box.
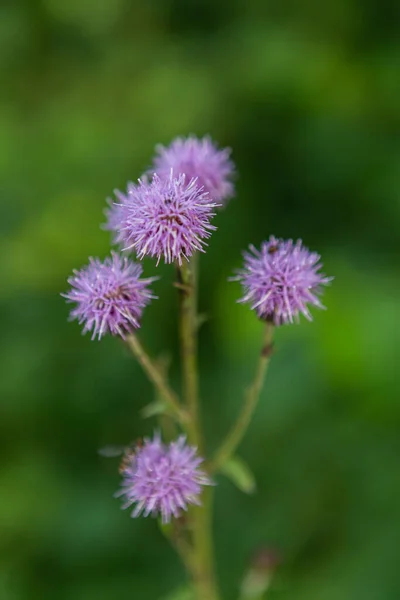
[210,322,274,473]
[125,333,188,424]
[177,257,220,600]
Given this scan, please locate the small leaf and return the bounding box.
[158,516,174,539]
[220,456,256,494]
[141,400,168,419]
[240,571,273,599]
[196,312,209,330]
[240,547,281,599]
[159,585,195,600]
[97,444,125,457]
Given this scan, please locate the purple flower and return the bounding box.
[63,252,157,340]
[103,189,128,244]
[103,176,150,247]
[113,172,217,265]
[116,433,212,524]
[150,135,235,207]
[233,236,332,325]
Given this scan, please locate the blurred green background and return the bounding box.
[0,1,399,599]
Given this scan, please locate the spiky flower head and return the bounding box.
[103,189,128,244]
[116,433,212,524]
[63,252,156,340]
[233,236,332,325]
[150,135,235,207]
[112,171,217,265]
[103,176,151,247]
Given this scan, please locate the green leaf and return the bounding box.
[141,400,168,419]
[157,516,174,539]
[196,312,209,330]
[239,571,272,600]
[159,585,195,600]
[220,456,256,494]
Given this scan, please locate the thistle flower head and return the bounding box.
[103,176,151,247]
[114,171,217,265]
[63,252,156,340]
[116,433,212,524]
[103,190,128,244]
[150,135,235,207]
[233,236,332,325]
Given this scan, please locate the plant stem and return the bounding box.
[176,258,220,600]
[190,488,218,600]
[125,333,188,424]
[156,356,179,442]
[169,521,197,578]
[211,322,274,472]
[176,259,202,449]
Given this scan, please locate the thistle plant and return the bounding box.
[63,134,332,600]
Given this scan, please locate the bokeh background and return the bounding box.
[1,1,399,599]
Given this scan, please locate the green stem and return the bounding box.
[169,520,197,578]
[189,488,218,600]
[211,322,274,472]
[156,356,179,442]
[176,259,202,449]
[125,333,188,424]
[176,258,220,600]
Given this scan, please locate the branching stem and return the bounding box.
[125,333,188,424]
[210,322,274,472]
